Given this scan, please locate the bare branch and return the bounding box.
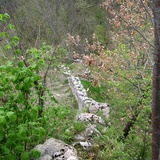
[119,16,154,48]
[140,0,154,25]
[43,46,58,87]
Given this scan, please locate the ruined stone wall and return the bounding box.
[33,65,110,160]
[67,70,110,119]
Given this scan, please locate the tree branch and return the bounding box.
[119,16,154,48]
[140,0,154,25]
[43,46,57,87]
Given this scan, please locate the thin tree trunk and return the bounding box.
[152,0,160,159]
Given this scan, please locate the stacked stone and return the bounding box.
[33,65,111,160]
[68,75,110,119]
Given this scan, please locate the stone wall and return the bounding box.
[32,65,110,160]
[68,75,110,119]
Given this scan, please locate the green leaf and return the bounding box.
[0,32,6,38]
[7,24,15,30]
[6,61,13,67]
[4,13,10,19]
[0,14,3,21]
[11,36,19,43]
[7,133,17,143]
[0,19,6,23]
[6,65,12,72]
[32,127,46,137]
[38,59,45,66]
[21,152,30,160]
[17,61,24,68]
[13,67,20,73]
[0,116,6,124]
[24,77,30,83]
[31,149,41,158]
[19,70,26,79]
[6,111,17,122]
[5,154,16,160]
[0,91,5,98]
[0,133,3,142]
[0,109,5,115]
[15,49,22,55]
[17,128,27,138]
[15,145,24,153]
[15,83,23,90]
[29,121,38,126]
[51,96,58,103]
[2,146,11,154]
[30,108,38,120]
[4,44,11,50]
[38,127,46,136]
[31,63,37,69]
[5,32,10,38]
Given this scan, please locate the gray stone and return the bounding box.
[74,124,101,141]
[68,73,110,118]
[33,138,78,160]
[73,141,92,150]
[76,113,105,124]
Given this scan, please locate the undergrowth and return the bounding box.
[81,79,109,102]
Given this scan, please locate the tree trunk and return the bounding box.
[152,0,160,159]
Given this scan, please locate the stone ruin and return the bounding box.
[32,65,110,160]
[68,75,110,119]
[64,65,110,147]
[32,138,78,160]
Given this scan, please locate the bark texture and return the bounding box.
[152,0,160,159]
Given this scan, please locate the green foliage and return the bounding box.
[77,38,152,159]
[0,4,153,159]
[0,56,44,160]
[0,14,48,159]
[93,108,151,160]
[43,106,77,144]
[0,13,10,22]
[98,45,151,160]
[73,121,87,133]
[95,25,109,45]
[1,0,108,47]
[81,79,109,102]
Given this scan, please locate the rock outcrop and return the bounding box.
[32,138,79,160]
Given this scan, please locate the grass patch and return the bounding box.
[43,106,77,144]
[81,79,109,102]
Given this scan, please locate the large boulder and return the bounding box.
[32,138,79,160]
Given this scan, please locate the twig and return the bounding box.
[119,16,154,48]
[140,0,154,25]
[34,25,41,48]
[108,68,142,92]
[130,24,154,48]
[43,46,57,87]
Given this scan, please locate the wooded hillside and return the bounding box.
[0,0,156,159]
